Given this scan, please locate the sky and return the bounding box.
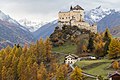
[0,0,120,22]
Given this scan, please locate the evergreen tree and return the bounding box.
[103,28,112,55]
[87,36,95,52]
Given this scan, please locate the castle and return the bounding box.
[58,5,97,33]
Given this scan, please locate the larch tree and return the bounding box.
[39,38,46,62]
[95,40,105,57]
[37,62,47,80]
[70,66,83,80]
[1,66,7,80]
[112,61,119,70]
[56,65,66,80]
[17,54,27,80]
[44,38,52,62]
[108,39,120,59]
[11,55,19,80]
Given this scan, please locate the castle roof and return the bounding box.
[108,71,120,78]
[72,5,84,10]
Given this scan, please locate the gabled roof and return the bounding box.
[72,5,84,10]
[108,71,120,78]
[65,54,78,59]
[65,55,75,59]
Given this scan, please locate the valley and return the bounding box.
[0,1,120,80]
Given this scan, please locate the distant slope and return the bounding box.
[0,20,34,45]
[110,26,120,37]
[97,12,120,32]
[0,11,34,48]
[33,20,57,40]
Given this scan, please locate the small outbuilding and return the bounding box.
[108,71,120,80]
[65,54,78,65]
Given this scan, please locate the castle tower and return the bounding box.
[70,6,73,11]
[58,5,97,33]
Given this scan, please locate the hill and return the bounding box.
[50,25,90,47]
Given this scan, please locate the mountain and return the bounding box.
[33,6,116,40]
[33,20,57,40]
[0,11,34,48]
[84,6,120,33]
[84,6,115,24]
[33,6,118,40]
[19,19,47,32]
[0,10,19,25]
[97,12,120,32]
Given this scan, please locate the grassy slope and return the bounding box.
[75,59,114,79]
[52,43,77,54]
[52,42,116,79]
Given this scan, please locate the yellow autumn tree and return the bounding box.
[56,65,66,80]
[108,39,120,59]
[37,62,47,80]
[112,61,119,70]
[70,66,83,80]
[44,37,52,62]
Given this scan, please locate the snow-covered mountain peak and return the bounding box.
[18,19,47,32]
[0,10,19,25]
[95,5,102,9]
[0,10,10,21]
[85,6,116,24]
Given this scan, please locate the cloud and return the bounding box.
[0,0,119,22]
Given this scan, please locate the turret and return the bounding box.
[70,6,73,11]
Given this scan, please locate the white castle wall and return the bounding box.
[58,5,97,33]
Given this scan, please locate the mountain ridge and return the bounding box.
[33,6,119,40]
[0,11,34,48]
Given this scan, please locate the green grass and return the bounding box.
[52,43,77,54]
[75,59,114,79]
